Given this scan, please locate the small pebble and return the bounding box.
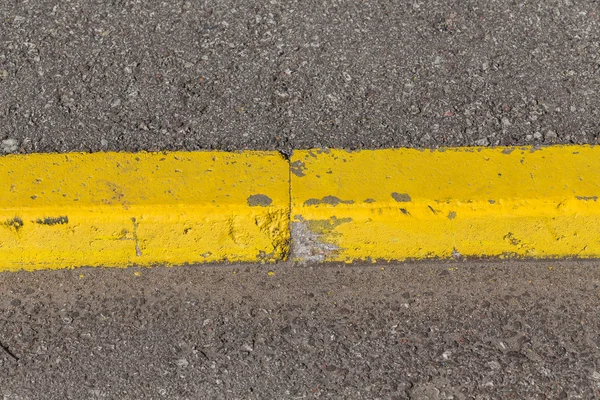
[175,358,189,368]
[2,138,18,153]
[241,344,253,352]
[488,361,501,370]
[409,105,421,115]
[545,130,558,140]
[474,138,490,146]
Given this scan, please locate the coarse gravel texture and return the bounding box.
[1,261,600,399]
[1,0,600,154]
[3,1,600,398]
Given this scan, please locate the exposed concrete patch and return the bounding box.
[576,196,598,201]
[391,192,411,202]
[35,216,69,225]
[291,218,340,263]
[4,217,24,232]
[290,160,307,177]
[303,196,354,207]
[247,194,273,207]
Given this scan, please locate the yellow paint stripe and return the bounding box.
[291,146,600,262]
[4,146,600,270]
[0,151,289,271]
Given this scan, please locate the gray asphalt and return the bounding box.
[3,0,600,398]
[1,0,599,153]
[2,261,600,399]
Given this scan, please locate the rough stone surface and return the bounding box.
[2,1,600,398]
[1,261,600,398]
[1,0,599,153]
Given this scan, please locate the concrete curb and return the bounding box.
[2,146,600,270]
[291,146,600,262]
[0,152,289,271]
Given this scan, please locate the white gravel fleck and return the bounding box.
[2,138,18,153]
[488,361,501,370]
[474,137,490,146]
[175,358,189,368]
[241,344,253,352]
[545,130,558,140]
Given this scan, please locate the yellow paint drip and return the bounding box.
[0,151,289,271]
[291,146,600,262]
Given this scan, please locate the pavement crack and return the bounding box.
[0,340,19,362]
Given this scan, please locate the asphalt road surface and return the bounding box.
[3,0,600,399]
[2,261,600,399]
[1,0,599,153]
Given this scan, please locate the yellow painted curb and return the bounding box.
[0,152,289,271]
[291,146,600,262]
[3,146,600,270]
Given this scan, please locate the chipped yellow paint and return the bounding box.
[0,151,289,271]
[4,145,600,270]
[291,146,600,262]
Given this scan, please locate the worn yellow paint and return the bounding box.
[4,145,600,270]
[291,146,600,262]
[0,151,289,271]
